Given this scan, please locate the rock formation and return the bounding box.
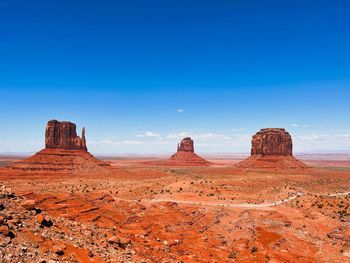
[11,120,110,173]
[177,137,194,153]
[236,128,307,170]
[143,137,211,166]
[168,137,211,166]
[45,120,87,151]
[251,128,292,156]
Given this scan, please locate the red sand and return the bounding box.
[0,155,350,262]
[235,155,308,170]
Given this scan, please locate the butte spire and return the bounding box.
[11,120,109,173]
[168,137,211,166]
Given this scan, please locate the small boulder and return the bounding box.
[36,214,53,227]
[108,236,131,249]
[0,215,5,225]
[52,244,65,256]
[0,225,9,235]
[21,200,36,210]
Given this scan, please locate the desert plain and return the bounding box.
[1,153,350,263]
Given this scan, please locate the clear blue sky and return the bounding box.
[0,1,349,154]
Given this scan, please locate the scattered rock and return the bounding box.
[0,225,10,235]
[52,244,65,256]
[36,214,53,227]
[327,226,350,241]
[108,236,130,249]
[21,200,36,210]
[0,215,5,225]
[108,236,119,244]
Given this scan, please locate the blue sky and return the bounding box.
[0,1,349,154]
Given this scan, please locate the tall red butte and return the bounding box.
[45,120,87,151]
[236,128,307,169]
[11,120,109,173]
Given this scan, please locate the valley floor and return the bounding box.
[0,157,350,262]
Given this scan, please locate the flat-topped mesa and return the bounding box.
[251,128,293,156]
[236,128,307,170]
[177,137,194,153]
[45,120,87,151]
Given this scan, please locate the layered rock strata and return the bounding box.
[45,120,87,151]
[236,128,307,169]
[11,120,109,173]
[168,137,211,166]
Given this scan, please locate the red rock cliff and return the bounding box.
[177,137,194,153]
[251,128,293,156]
[45,120,87,151]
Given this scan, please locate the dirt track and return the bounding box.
[114,192,305,208]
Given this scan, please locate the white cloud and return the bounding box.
[90,139,143,145]
[296,134,350,142]
[123,140,143,145]
[197,133,231,140]
[29,140,43,146]
[147,140,172,145]
[100,139,113,144]
[293,133,350,152]
[0,140,13,144]
[166,132,231,141]
[177,109,184,113]
[231,128,247,131]
[291,123,309,128]
[166,132,188,139]
[136,131,161,138]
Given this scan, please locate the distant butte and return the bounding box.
[11,120,110,173]
[176,137,195,153]
[167,137,211,166]
[236,128,307,170]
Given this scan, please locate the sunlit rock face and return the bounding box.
[177,137,194,153]
[10,120,110,173]
[45,120,87,151]
[251,128,293,156]
[235,128,307,170]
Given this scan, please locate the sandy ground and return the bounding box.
[0,155,350,262]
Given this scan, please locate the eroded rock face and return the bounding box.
[9,120,110,173]
[177,137,194,153]
[251,128,293,156]
[166,137,211,166]
[45,120,87,151]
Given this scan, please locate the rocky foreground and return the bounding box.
[0,185,133,262]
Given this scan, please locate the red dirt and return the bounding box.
[0,156,350,262]
[10,148,110,173]
[235,155,308,170]
[146,151,212,166]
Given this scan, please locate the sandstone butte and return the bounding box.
[236,128,307,169]
[10,120,110,173]
[167,137,211,166]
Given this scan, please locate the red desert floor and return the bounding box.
[0,155,350,262]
